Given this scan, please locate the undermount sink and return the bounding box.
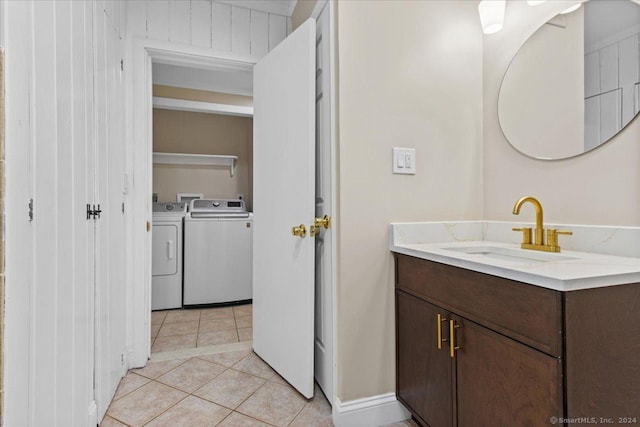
[442,245,578,264]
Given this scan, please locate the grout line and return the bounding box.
[151,340,253,362]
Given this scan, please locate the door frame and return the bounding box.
[128,5,337,410]
[310,0,338,408]
[128,38,255,368]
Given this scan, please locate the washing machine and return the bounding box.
[152,202,187,310]
[183,199,253,306]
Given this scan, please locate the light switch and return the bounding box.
[393,147,416,175]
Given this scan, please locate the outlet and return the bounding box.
[393,147,416,175]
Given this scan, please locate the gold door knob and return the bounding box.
[292,224,306,238]
[314,215,332,229]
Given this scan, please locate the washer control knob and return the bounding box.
[166,204,174,211]
[212,201,221,207]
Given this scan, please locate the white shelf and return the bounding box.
[153,152,239,177]
[153,96,254,117]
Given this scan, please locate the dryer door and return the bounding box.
[152,224,178,276]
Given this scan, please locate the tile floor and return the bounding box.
[102,348,328,426]
[102,347,419,427]
[152,304,253,353]
[137,303,420,426]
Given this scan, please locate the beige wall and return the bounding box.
[483,1,640,225]
[336,0,483,401]
[153,109,253,209]
[292,0,318,30]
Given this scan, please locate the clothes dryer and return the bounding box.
[152,202,187,310]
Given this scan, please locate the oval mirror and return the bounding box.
[498,0,640,160]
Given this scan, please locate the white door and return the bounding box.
[253,19,317,398]
[314,5,334,403]
[93,4,127,420]
[4,1,99,425]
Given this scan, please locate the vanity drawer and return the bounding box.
[395,254,563,357]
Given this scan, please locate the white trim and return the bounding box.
[152,96,254,117]
[216,0,296,17]
[333,393,411,427]
[326,0,340,415]
[142,38,257,72]
[128,37,264,369]
[311,0,327,20]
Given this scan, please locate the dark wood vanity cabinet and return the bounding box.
[395,253,640,427]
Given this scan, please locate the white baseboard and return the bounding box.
[333,392,411,426]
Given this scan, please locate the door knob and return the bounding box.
[314,215,332,229]
[291,224,306,238]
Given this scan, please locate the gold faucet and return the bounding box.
[512,196,572,252]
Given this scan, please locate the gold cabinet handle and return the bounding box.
[437,313,448,350]
[314,215,332,229]
[449,319,461,358]
[291,224,306,238]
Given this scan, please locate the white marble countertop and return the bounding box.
[390,221,640,292]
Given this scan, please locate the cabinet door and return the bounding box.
[397,290,453,427]
[455,316,563,427]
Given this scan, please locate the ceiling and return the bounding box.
[215,0,298,17]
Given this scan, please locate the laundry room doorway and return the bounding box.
[130,0,336,408]
[149,66,255,353]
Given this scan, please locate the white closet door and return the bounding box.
[93,4,127,421]
[4,1,98,425]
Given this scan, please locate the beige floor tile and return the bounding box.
[152,334,197,353]
[113,372,150,400]
[132,358,188,379]
[218,412,271,426]
[269,373,287,385]
[289,386,333,427]
[237,327,252,342]
[193,368,266,410]
[200,306,234,320]
[157,320,199,337]
[151,311,168,323]
[145,395,231,427]
[106,381,187,426]
[233,304,252,317]
[234,315,252,329]
[199,317,237,333]
[99,416,128,427]
[198,330,239,347]
[236,381,307,427]
[198,349,252,368]
[151,322,161,338]
[164,309,200,323]
[156,357,226,393]
[232,353,275,380]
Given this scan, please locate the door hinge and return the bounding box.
[120,59,124,71]
[87,204,102,220]
[122,202,125,214]
[28,198,34,221]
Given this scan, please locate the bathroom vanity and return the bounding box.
[391,221,640,427]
